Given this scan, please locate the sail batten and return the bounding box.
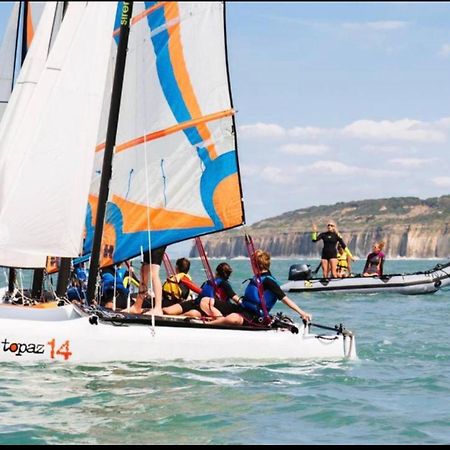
[95,108,235,154]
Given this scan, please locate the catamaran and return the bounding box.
[0,2,356,363]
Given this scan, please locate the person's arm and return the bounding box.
[179,276,202,294]
[378,253,385,276]
[220,280,239,302]
[363,255,370,274]
[311,224,318,242]
[281,296,312,322]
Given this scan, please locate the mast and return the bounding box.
[9,1,30,293]
[86,1,133,303]
[53,1,72,299]
[20,1,29,64]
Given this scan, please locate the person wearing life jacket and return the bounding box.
[207,250,312,327]
[161,257,201,308]
[100,262,134,310]
[336,243,355,278]
[162,262,240,319]
[197,262,241,318]
[67,263,88,302]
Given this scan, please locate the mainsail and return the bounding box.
[84,2,244,267]
[0,3,117,268]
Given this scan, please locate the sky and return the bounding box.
[1,2,450,232]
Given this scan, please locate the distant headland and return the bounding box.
[191,195,450,259]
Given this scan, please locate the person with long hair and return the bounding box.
[312,221,350,278]
[363,241,386,276]
[207,250,311,327]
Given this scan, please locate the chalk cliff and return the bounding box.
[191,196,450,258]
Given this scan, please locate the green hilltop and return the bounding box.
[249,195,450,233]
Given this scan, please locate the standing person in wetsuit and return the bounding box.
[312,222,349,278]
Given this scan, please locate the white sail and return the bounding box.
[0,2,59,268]
[0,2,117,267]
[0,2,20,120]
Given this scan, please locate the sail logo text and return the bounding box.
[121,2,131,25]
[2,339,45,356]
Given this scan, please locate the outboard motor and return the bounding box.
[288,263,312,281]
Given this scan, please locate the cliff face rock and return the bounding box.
[191,196,450,258]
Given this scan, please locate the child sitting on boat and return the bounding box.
[207,250,312,327]
[161,257,201,308]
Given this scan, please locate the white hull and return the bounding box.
[0,303,356,363]
[282,262,450,295]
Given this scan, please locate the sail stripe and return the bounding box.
[146,2,218,160]
[26,5,35,50]
[95,109,234,154]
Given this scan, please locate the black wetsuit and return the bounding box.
[312,231,347,260]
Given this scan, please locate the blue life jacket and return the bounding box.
[102,268,128,296]
[67,286,85,301]
[241,274,279,317]
[75,267,88,283]
[199,277,226,300]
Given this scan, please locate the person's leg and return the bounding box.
[207,312,244,326]
[147,263,163,315]
[127,262,149,314]
[321,259,328,278]
[329,258,338,278]
[199,297,223,318]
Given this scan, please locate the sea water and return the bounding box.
[0,259,449,444]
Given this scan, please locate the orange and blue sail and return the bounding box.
[82,2,244,267]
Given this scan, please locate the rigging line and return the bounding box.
[141,49,155,330]
[195,237,218,294]
[95,109,235,154]
[162,253,175,278]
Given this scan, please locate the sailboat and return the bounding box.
[0,2,356,363]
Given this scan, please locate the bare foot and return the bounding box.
[144,308,163,316]
[124,305,143,314]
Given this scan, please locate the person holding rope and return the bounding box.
[207,249,311,327]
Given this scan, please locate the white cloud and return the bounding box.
[260,166,294,185]
[343,20,409,31]
[287,126,330,139]
[432,176,450,187]
[240,164,260,177]
[279,143,330,155]
[388,157,436,168]
[297,160,403,178]
[238,123,286,139]
[361,144,403,153]
[342,119,447,143]
[438,44,450,58]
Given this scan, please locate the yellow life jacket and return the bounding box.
[162,272,192,301]
[337,252,349,269]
